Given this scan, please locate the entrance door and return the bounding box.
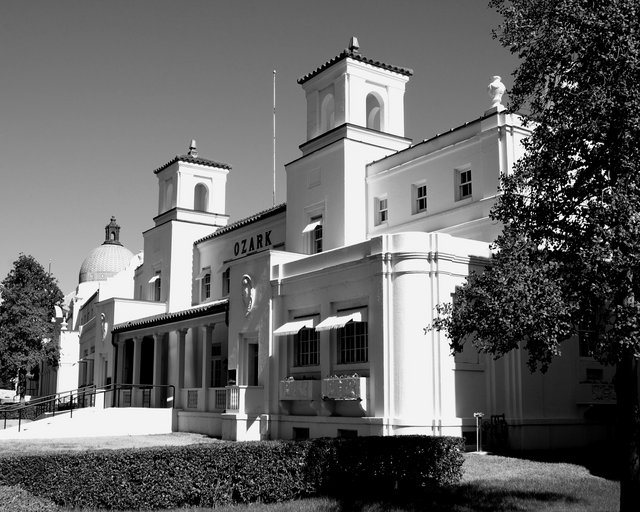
[246,340,259,386]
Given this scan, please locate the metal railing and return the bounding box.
[224,385,264,414]
[214,388,227,410]
[0,385,96,430]
[226,386,240,411]
[1,383,175,433]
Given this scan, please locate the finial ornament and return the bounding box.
[348,36,360,53]
[188,139,198,157]
[104,216,122,245]
[488,76,506,108]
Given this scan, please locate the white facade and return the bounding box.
[367,108,529,242]
[66,40,614,450]
[135,149,230,313]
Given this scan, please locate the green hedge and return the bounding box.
[0,436,464,510]
[302,435,465,496]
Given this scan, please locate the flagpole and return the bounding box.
[273,69,276,207]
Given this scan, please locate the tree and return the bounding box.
[431,1,640,509]
[0,254,63,392]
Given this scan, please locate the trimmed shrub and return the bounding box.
[0,435,463,510]
[301,435,464,498]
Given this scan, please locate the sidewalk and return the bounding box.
[0,407,174,440]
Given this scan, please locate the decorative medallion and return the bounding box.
[101,313,109,340]
[241,274,255,316]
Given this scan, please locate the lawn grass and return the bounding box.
[0,432,222,455]
[0,441,620,512]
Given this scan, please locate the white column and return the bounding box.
[114,338,126,408]
[201,324,214,411]
[184,329,196,388]
[152,333,163,407]
[391,254,431,426]
[175,329,187,408]
[116,339,126,385]
[132,336,142,406]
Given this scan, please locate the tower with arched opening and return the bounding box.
[139,140,231,311]
[286,37,413,254]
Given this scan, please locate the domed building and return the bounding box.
[72,217,141,390]
[39,217,138,398]
[44,39,611,452]
[79,217,134,283]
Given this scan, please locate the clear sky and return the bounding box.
[0,0,519,294]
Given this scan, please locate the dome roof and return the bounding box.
[78,216,134,284]
[79,243,134,284]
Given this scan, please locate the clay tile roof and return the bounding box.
[297,48,413,85]
[153,154,232,175]
[194,203,286,245]
[112,299,228,333]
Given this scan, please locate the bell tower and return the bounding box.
[155,139,229,222]
[286,38,413,254]
[137,141,230,312]
[301,37,412,142]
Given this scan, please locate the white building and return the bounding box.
[41,217,141,398]
[73,39,613,449]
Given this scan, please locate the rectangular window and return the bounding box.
[152,271,161,301]
[210,343,224,387]
[412,184,427,214]
[222,268,230,296]
[457,169,472,200]
[196,267,211,302]
[338,321,368,364]
[293,427,310,440]
[294,327,319,367]
[377,197,388,225]
[201,273,211,300]
[303,214,324,254]
[416,184,427,212]
[311,215,323,253]
[337,429,358,438]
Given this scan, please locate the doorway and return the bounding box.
[246,338,259,386]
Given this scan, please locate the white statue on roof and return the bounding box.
[488,75,506,108]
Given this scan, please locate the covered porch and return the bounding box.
[111,300,230,413]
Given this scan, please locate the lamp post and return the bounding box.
[474,412,485,452]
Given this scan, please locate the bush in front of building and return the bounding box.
[0,436,464,509]
[302,435,465,497]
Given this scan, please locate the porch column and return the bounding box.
[201,324,214,411]
[113,338,125,408]
[175,328,187,408]
[116,339,126,385]
[132,336,142,406]
[152,333,164,407]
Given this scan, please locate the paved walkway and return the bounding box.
[0,407,173,440]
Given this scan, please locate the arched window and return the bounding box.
[164,178,174,212]
[320,93,335,133]
[194,183,209,212]
[366,93,383,131]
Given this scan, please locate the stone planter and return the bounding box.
[279,380,320,401]
[321,376,367,401]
